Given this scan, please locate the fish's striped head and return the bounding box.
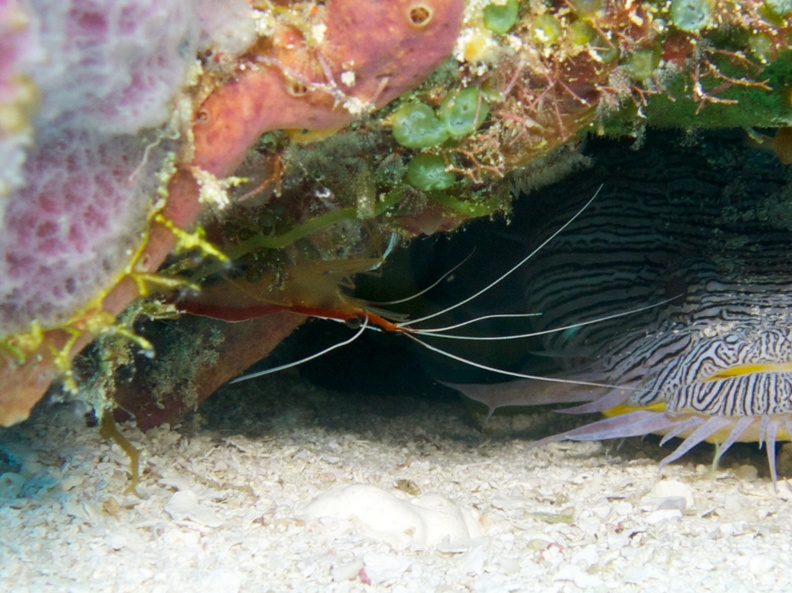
[449,132,792,482]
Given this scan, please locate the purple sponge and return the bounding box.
[27,0,198,133]
[0,127,166,335]
[1,0,204,339]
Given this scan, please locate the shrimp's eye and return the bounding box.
[345,315,366,330]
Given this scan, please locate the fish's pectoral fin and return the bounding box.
[657,416,731,467]
[440,376,612,420]
[531,410,679,448]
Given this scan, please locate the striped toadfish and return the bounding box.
[448,132,792,480]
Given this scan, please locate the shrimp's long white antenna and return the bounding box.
[367,251,475,306]
[415,311,542,333]
[414,293,683,339]
[399,185,603,328]
[402,331,642,392]
[229,186,616,387]
[230,316,369,384]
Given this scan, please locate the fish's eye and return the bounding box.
[665,275,688,306]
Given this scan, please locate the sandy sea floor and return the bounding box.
[1,369,792,593]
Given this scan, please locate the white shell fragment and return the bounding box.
[640,479,695,512]
[300,484,482,550]
[164,489,223,528]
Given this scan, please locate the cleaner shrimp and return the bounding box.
[226,186,671,391]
